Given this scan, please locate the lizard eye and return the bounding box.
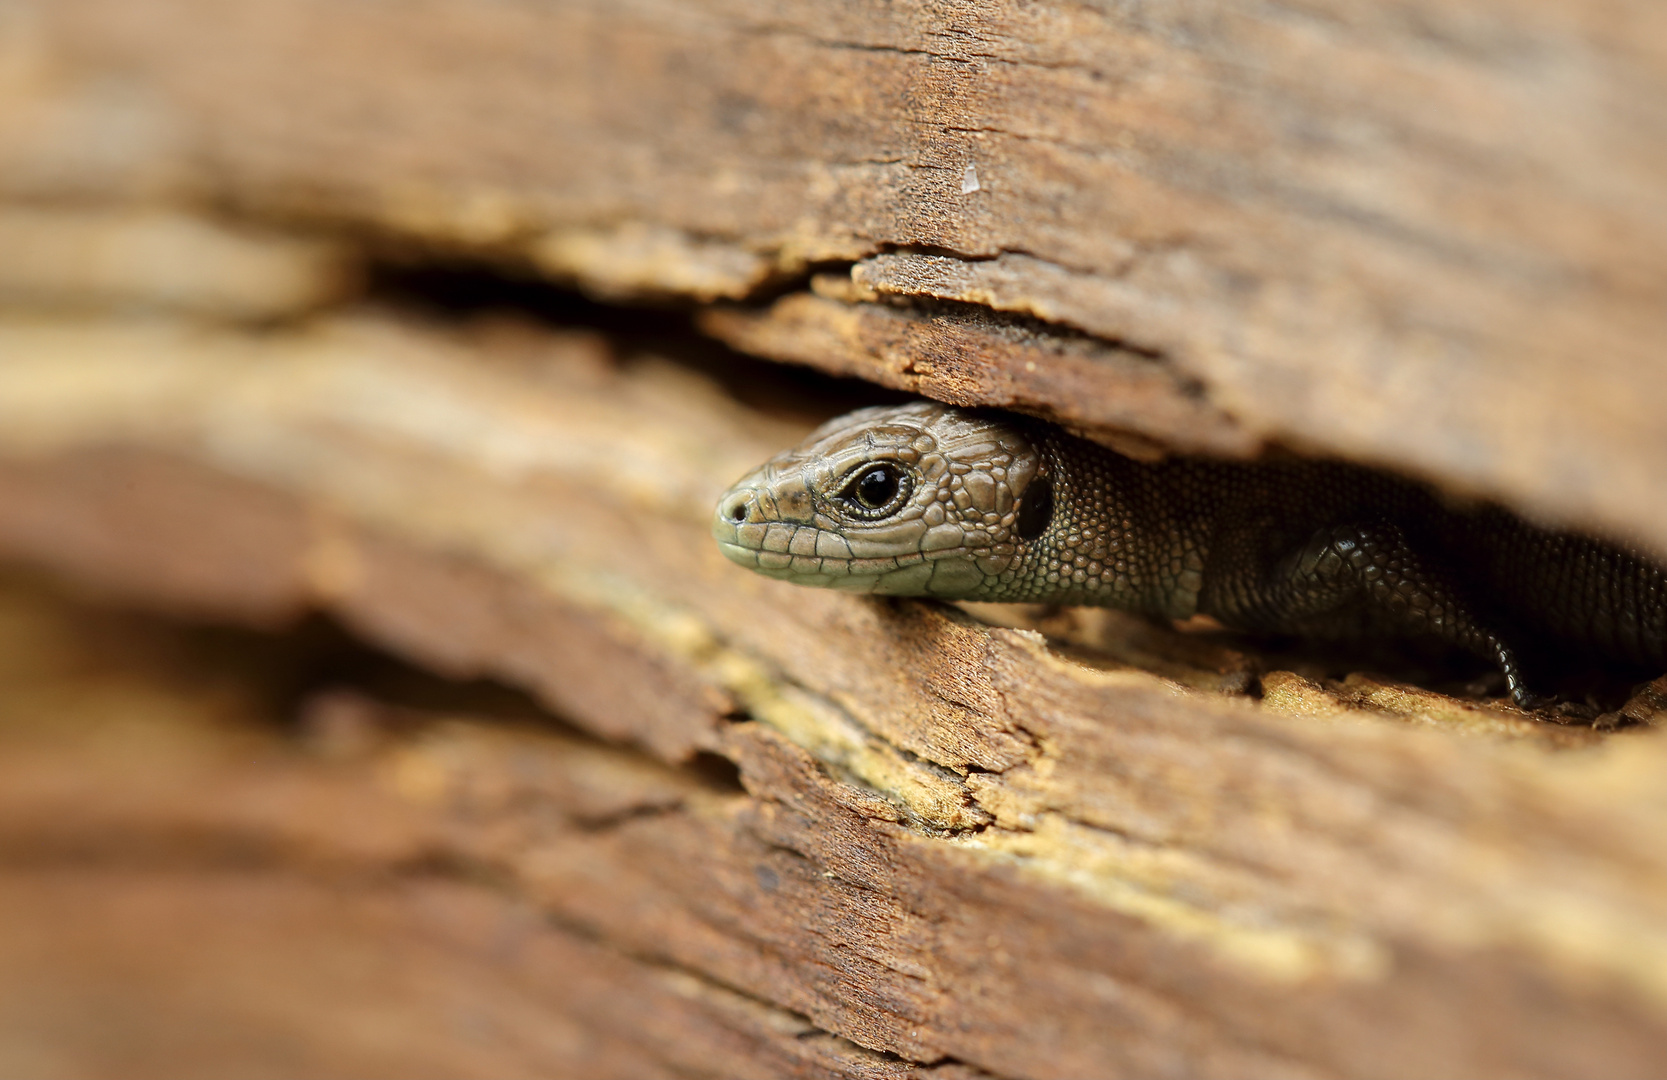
[839,463,910,518]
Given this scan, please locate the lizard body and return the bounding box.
[712,403,1667,708]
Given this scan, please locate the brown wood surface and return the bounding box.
[0,315,1662,1078]
[1,1,1665,1074]
[2,0,1665,549]
[0,581,965,1080]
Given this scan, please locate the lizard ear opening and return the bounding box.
[1014,477,1053,541]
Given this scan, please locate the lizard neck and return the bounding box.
[978,432,1210,619]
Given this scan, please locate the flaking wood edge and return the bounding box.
[0,592,977,1080]
[698,288,1254,461]
[7,0,1667,552]
[0,315,1663,1078]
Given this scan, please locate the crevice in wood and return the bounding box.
[0,318,1663,1075]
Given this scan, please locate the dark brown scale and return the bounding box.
[1005,425,1667,708]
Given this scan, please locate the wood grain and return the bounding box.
[0,315,1661,1078]
[3,0,1664,547]
[2,2,1665,1070]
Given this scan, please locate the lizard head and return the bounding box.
[711,402,1051,597]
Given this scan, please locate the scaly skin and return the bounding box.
[712,403,1667,707]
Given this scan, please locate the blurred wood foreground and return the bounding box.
[0,2,1664,1078]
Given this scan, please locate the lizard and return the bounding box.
[711,402,1667,710]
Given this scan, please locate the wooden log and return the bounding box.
[0,582,962,1080]
[4,0,1665,548]
[2,0,1666,1072]
[0,206,357,318]
[0,314,1662,1077]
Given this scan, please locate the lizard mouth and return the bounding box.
[714,538,887,592]
[712,512,956,595]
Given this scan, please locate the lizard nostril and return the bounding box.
[727,499,749,523]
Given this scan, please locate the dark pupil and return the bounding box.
[855,466,898,509]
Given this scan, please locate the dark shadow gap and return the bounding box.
[0,568,748,795]
[364,256,914,425]
[356,256,1660,724]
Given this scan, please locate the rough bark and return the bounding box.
[0,582,963,1080]
[0,316,1662,1078]
[2,0,1664,548]
[1,0,1665,1074]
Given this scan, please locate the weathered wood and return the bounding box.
[3,1,1667,1072]
[0,315,1662,1078]
[699,288,1253,459]
[3,0,1664,548]
[0,582,960,1080]
[0,206,356,317]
